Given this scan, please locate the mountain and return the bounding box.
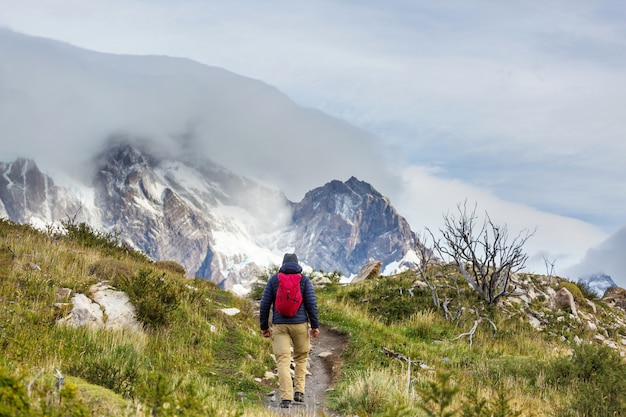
[577,273,616,297]
[566,226,626,291]
[0,141,420,293]
[0,158,99,228]
[290,177,419,274]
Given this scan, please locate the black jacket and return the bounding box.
[259,261,319,331]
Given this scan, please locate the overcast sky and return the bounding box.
[1,0,625,278]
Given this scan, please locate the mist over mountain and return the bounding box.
[0,26,395,202]
[566,227,626,293]
[0,140,420,294]
[0,27,623,289]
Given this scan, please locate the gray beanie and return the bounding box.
[282,253,298,264]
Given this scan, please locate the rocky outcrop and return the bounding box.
[554,287,578,317]
[602,286,626,309]
[351,260,382,284]
[56,283,142,331]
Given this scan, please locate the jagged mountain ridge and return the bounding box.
[578,273,616,297]
[0,142,420,293]
[291,178,419,274]
[0,158,100,228]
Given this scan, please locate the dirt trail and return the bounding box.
[263,324,348,416]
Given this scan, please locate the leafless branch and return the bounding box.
[433,200,534,305]
[27,368,45,397]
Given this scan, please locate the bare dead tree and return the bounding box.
[543,255,556,286]
[430,201,534,305]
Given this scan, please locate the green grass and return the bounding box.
[2,217,626,416]
[0,218,277,416]
[316,267,626,416]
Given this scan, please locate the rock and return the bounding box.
[318,351,333,359]
[89,282,142,331]
[56,288,72,302]
[584,321,597,333]
[57,293,104,328]
[527,314,543,331]
[219,308,240,316]
[312,276,333,286]
[554,287,578,317]
[585,299,597,314]
[350,260,381,284]
[57,282,141,331]
[412,280,429,290]
[603,286,626,309]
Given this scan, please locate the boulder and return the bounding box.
[350,260,381,284]
[57,282,142,331]
[57,293,104,328]
[603,286,626,309]
[554,287,578,317]
[89,282,142,331]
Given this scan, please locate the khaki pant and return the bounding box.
[271,322,310,402]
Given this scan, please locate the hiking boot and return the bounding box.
[294,392,304,403]
[280,400,291,408]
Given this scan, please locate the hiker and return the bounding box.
[259,253,320,409]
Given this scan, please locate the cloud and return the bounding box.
[394,165,608,276]
[0,27,396,202]
[565,226,626,287]
[0,1,624,279]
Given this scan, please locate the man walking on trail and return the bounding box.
[260,253,320,409]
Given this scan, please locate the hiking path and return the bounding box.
[263,324,348,416]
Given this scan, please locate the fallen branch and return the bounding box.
[451,308,497,348]
[382,347,409,362]
[383,347,424,397]
[453,319,480,348]
[27,368,45,397]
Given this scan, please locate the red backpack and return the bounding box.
[275,272,303,317]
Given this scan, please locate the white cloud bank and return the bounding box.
[0,0,624,284]
[396,166,607,276]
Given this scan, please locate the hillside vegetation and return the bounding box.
[2,218,626,416]
[0,219,277,417]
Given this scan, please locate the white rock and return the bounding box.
[90,283,142,331]
[57,293,103,328]
[220,308,240,316]
[57,283,141,331]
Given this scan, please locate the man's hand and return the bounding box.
[310,328,320,339]
[262,329,271,338]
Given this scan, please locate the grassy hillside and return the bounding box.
[2,218,626,416]
[316,269,626,416]
[0,219,277,417]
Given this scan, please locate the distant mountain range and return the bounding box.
[0,142,420,294]
[0,27,622,295]
[567,227,626,295]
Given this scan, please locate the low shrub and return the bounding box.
[154,260,186,275]
[0,366,30,417]
[547,343,626,416]
[112,269,181,328]
[559,281,585,304]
